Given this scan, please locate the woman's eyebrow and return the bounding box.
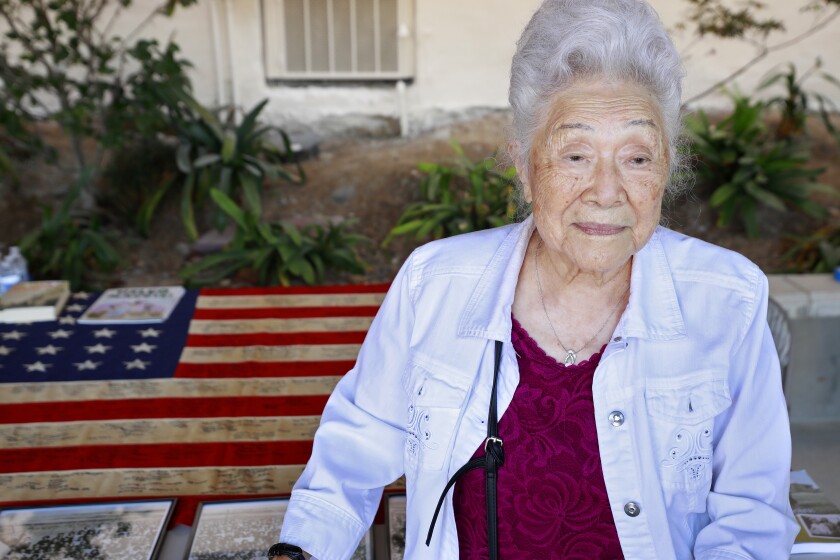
[555,119,656,131]
[557,123,593,130]
[627,118,657,129]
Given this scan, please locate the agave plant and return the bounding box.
[758,58,840,144]
[137,91,304,239]
[783,224,840,273]
[20,172,120,290]
[686,92,832,238]
[180,189,367,287]
[384,140,517,245]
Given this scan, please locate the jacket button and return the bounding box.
[624,502,641,517]
[613,336,623,342]
[609,411,625,427]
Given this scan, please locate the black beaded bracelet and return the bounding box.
[267,542,306,560]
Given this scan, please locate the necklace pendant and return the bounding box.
[563,350,577,366]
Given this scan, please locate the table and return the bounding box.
[0,284,389,530]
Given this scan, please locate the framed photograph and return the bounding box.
[798,513,840,539]
[0,499,175,560]
[386,495,407,560]
[184,498,373,560]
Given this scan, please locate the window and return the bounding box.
[263,0,415,80]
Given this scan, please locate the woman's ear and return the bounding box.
[507,141,532,203]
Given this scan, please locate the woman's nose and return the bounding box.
[585,158,626,207]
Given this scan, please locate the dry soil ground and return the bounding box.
[1,110,839,287]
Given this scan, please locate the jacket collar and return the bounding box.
[457,217,686,341]
[621,227,686,340]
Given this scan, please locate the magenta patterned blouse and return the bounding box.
[453,315,624,559]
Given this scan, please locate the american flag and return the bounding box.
[0,284,392,527]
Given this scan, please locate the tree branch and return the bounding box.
[683,6,840,106]
[98,3,123,42]
[120,2,168,48]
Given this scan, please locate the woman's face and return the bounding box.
[523,79,669,275]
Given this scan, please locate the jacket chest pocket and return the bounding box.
[403,361,470,471]
[645,372,731,512]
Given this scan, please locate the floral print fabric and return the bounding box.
[453,315,624,559]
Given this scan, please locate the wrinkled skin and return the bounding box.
[513,79,670,361]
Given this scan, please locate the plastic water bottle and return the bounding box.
[0,254,10,295]
[0,246,29,294]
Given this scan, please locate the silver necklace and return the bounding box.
[533,240,629,365]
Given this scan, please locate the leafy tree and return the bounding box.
[0,0,197,206]
[0,0,197,284]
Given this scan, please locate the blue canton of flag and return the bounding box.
[0,290,197,383]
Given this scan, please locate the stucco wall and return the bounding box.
[5,0,840,132]
[193,0,840,131]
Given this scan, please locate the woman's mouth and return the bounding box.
[574,222,626,236]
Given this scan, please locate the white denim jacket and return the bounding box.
[280,216,798,560]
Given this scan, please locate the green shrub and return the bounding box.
[20,175,120,290]
[98,138,179,226]
[0,145,16,185]
[180,189,366,287]
[783,224,840,272]
[142,92,304,240]
[686,92,831,238]
[758,58,840,144]
[384,141,517,245]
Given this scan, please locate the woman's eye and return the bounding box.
[567,154,586,162]
[629,156,651,166]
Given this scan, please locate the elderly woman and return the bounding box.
[270,0,798,558]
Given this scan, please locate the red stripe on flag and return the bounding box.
[191,305,381,320]
[184,331,367,347]
[0,440,314,473]
[199,284,389,296]
[0,395,330,424]
[174,361,355,378]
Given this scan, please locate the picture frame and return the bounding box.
[0,499,175,560]
[386,494,407,560]
[184,497,373,560]
[798,513,840,539]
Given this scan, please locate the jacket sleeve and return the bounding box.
[279,252,417,560]
[693,272,800,560]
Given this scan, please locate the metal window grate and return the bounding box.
[263,0,414,80]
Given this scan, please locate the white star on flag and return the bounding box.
[24,361,50,372]
[124,359,150,370]
[59,316,76,325]
[71,291,91,299]
[138,328,161,338]
[35,345,62,355]
[0,345,13,356]
[93,328,117,338]
[74,360,100,371]
[47,329,73,339]
[65,304,86,312]
[131,342,157,353]
[85,343,111,354]
[1,331,25,341]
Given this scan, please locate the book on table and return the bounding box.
[0,280,70,323]
[791,469,840,554]
[78,286,186,324]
